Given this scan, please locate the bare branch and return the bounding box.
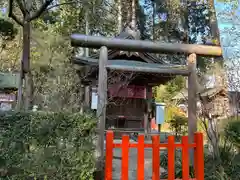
[16,0,27,15]
[46,1,79,11]
[8,0,24,26]
[29,0,55,21]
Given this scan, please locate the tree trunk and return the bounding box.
[207,117,220,161]
[16,65,23,111]
[131,0,136,29]
[22,18,33,111]
[83,11,90,112]
[208,0,220,44]
[126,0,131,23]
[152,0,156,40]
[117,0,122,33]
[25,71,33,111]
[85,11,89,57]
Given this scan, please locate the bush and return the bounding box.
[204,146,240,180]
[224,117,240,150]
[169,115,188,139]
[160,150,195,179]
[0,111,97,180]
[159,148,240,180]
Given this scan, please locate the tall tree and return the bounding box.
[117,0,122,33]
[7,0,56,110]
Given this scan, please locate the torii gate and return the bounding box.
[70,34,222,178]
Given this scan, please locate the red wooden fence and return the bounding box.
[105,131,204,180]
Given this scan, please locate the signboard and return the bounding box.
[91,91,98,110]
[0,93,16,102]
[155,103,165,125]
[91,87,98,110]
[108,84,152,99]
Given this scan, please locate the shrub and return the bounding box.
[224,117,240,150]
[160,150,195,179]
[169,114,188,139]
[0,111,96,180]
[159,148,240,180]
[204,146,240,180]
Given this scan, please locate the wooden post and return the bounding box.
[96,46,108,176]
[84,67,90,111]
[84,85,90,110]
[187,53,197,165]
[158,124,161,132]
[144,105,148,137]
[144,87,152,138]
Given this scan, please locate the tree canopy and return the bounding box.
[0,0,220,111]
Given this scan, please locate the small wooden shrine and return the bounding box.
[73,26,185,132]
[71,18,222,169]
[172,87,230,119]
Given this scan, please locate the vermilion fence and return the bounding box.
[105,131,204,180]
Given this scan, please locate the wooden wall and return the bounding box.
[106,98,146,128]
[107,98,145,118]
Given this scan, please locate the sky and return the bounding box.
[214,0,240,91]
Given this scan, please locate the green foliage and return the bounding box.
[204,144,240,179]
[160,150,195,179]
[224,117,240,149]
[164,104,188,137]
[165,76,185,97]
[0,111,97,180]
[160,145,240,179]
[160,115,240,179]
[155,76,185,102]
[169,114,188,138]
[0,19,18,40]
[164,105,179,123]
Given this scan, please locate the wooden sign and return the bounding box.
[0,93,16,102]
[108,84,152,99]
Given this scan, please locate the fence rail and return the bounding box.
[105,131,204,180]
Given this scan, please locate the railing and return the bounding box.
[105,131,204,180]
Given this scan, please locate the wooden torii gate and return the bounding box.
[70,34,222,175]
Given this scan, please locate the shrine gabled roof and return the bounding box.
[73,58,184,85]
[76,26,169,65]
[172,87,227,101]
[73,57,185,71]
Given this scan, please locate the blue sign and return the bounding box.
[155,103,165,125]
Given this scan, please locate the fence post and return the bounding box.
[152,135,160,180]
[96,46,108,175]
[104,131,205,180]
[182,136,189,180]
[105,131,114,180]
[137,134,145,180]
[167,136,175,180]
[194,133,204,180]
[122,135,129,180]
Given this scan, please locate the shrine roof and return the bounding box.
[172,87,227,101]
[74,57,185,86]
[73,58,185,71]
